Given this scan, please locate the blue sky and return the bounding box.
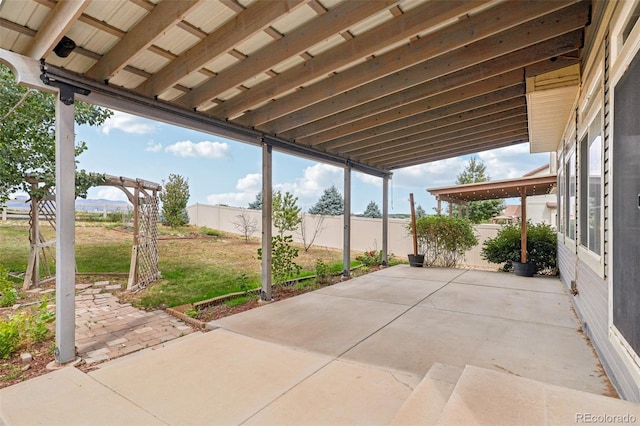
[76,110,550,214]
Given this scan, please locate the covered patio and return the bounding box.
[4,266,638,425]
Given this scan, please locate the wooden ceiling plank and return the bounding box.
[355,120,528,163]
[220,0,245,14]
[177,0,399,109]
[77,14,125,38]
[238,0,584,128]
[266,3,589,135]
[136,0,306,97]
[316,85,526,150]
[86,0,201,81]
[0,18,37,37]
[385,137,528,170]
[211,1,487,120]
[341,107,527,157]
[284,29,583,141]
[25,0,89,59]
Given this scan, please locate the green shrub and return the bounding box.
[0,298,55,359]
[0,314,23,358]
[410,215,478,267]
[200,227,223,237]
[0,265,17,307]
[356,250,383,267]
[481,222,557,274]
[257,235,301,285]
[315,259,332,285]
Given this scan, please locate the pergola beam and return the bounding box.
[210,0,486,120]
[86,0,201,81]
[258,2,589,135]
[135,0,306,97]
[238,0,579,129]
[178,0,398,110]
[343,106,527,157]
[316,85,526,150]
[25,0,89,59]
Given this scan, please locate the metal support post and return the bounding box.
[382,176,389,266]
[261,143,273,300]
[343,166,351,277]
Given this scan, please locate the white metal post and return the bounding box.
[261,143,273,301]
[343,166,351,277]
[55,92,76,364]
[382,175,389,266]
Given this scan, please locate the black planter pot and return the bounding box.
[513,261,536,277]
[408,254,425,267]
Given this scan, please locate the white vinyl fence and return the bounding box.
[187,203,502,269]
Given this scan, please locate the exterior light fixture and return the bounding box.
[53,36,76,58]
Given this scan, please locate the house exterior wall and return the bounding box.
[186,203,500,269]
[556,1,640,401]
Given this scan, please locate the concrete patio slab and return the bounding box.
[438,366,640,425]
[210,292,409,357]
[0,367,166,426]
[451,269,566,294]
[374,265,466,282]
[419,282,578,328]
[316,274,446,306]
[246,360,420,425]
[341,306,609,395]
[89,329,333,425]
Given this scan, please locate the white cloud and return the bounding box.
[165,140,230,160]
[394,157,465,187]
[274,163,342,206]
[95,187,129,202]
[477,143,549,180]
[236,173,261,191]
[355,172,381,186]
[101,111,157,135]
[145,141,162,152]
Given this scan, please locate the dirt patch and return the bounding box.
[0,341,54,388]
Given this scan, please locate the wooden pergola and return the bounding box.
[428,174,557,264]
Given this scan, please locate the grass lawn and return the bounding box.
[0,221,350,308]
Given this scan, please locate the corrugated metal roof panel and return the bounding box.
[307,33,344,56]
[349,8,393,36]
[177,71,210,89]
[109,68,146,89]
[154,26,200,56]
[271,55,305,74]
[241,72,271,89]
[130,50,170,74]
[205,53,239,74]
[235,31,273,56]
[157,87,184,102]
[271,4,317,34]
[185,1,236,34]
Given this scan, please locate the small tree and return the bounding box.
[363,201,382,218]
[159,174,190,228]
[233,209,258,242]
[309,185,344,215]
[415,204,426,218]
[273,191,301,237]
[248,192,262,210]
[298,212,326,252]
[454,157,504,223]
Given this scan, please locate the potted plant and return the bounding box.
[481,222,558,276]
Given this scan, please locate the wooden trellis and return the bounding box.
[23,175,161,292]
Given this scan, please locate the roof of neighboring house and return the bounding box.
[523,164,550,177]
[504,205,522,217]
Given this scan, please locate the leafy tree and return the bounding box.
[0,64,112,203]
[363,201,382,218]
[309,185,344,215]
[415,204,426,218]
[410,215,478,267]
[273,191,301,236]
[453,157,504,223]
[248,192,262,210]
[159,174,190,228]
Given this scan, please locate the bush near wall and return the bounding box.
[481,222,557,274]
[411,215,478,267]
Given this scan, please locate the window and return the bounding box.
[565,150,576,240]
[623,1,640,45]
[579,111,603,254]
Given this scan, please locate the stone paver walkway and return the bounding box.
[27,280,195,365]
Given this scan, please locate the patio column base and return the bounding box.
[258,298,274,305]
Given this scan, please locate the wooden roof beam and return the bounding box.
[209,1,488,120]
[317,85,526,150]
[238,0,584,129]
[341,106,527,157]
[356,120,528,163]
[377,131,529,168]
[25,0,89,59]
[266,2,589,136]
[178,0,399,109]
[136,0,306,97]
[87,0,201,81]
[389,135,529,170]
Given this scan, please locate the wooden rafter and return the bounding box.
[176,0,399,109]
[86,0,201,81]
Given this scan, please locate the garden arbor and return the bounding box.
[428,174,557,264]
[23,175,161,292]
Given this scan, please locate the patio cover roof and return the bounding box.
[0,0,596,176]
[427,174,557,205]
